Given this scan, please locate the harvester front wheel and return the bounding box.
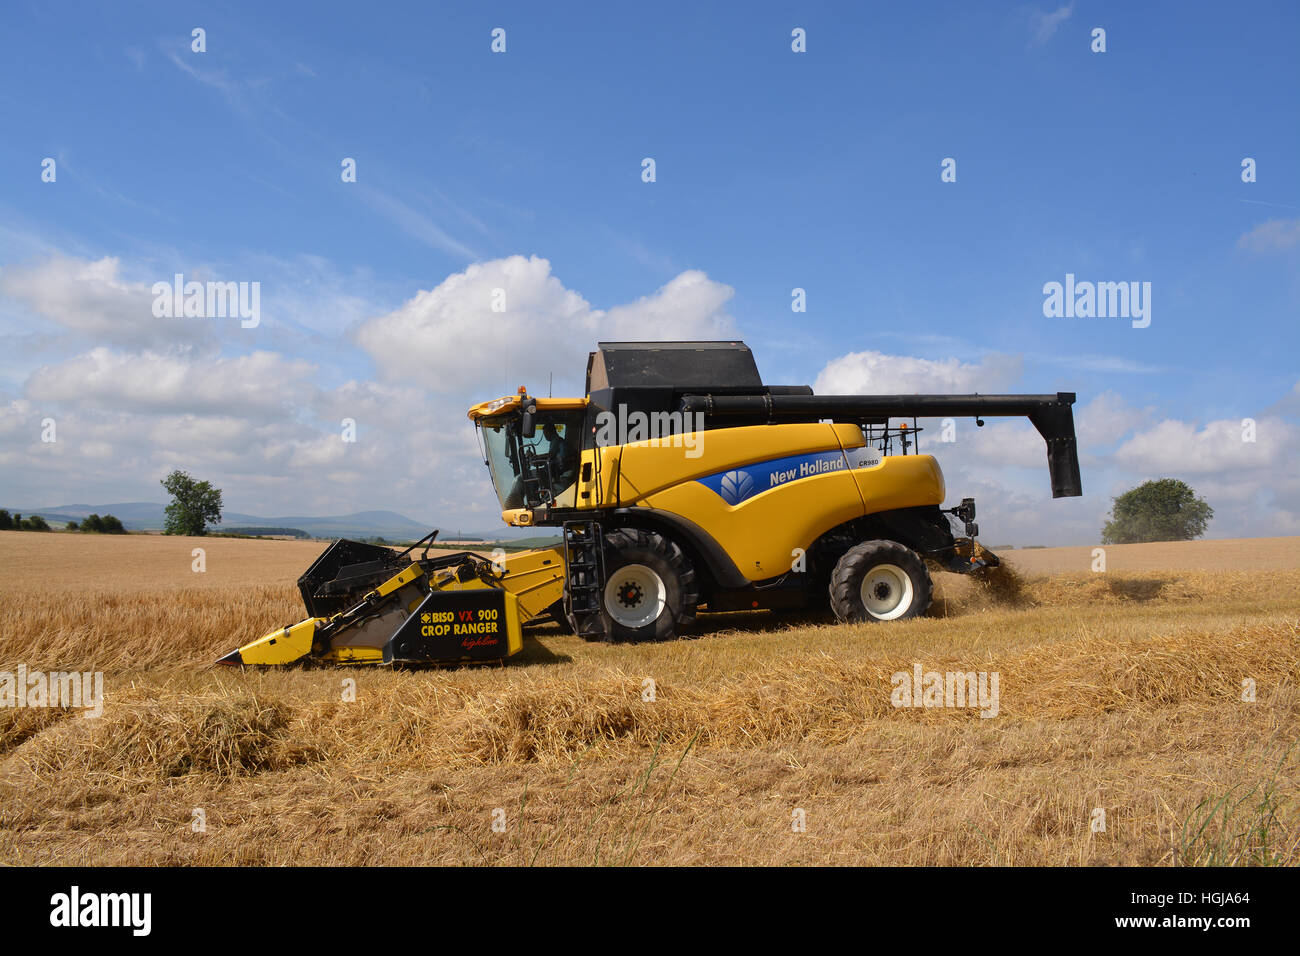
[829,540,932,623]
[600,529,699,642]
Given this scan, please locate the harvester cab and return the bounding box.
[473,392,588,515]
[218,340,1082,667]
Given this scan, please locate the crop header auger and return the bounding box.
[217,341,1081,667]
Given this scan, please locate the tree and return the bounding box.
[20,514,50,531]
[1102,478,1213,544]
[78,513,126,534]
[0,509,12,530]
[161,470,223,536]
[66,521,79,531]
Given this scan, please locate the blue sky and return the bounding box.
[0,1,1297,543]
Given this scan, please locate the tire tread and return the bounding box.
[599,528,699,642]
[828,539,933,623]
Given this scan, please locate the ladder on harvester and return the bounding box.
[562,520,608,640]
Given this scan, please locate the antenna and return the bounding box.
[549,372,553,397]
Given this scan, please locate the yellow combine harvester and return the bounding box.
[218,341,1081,666]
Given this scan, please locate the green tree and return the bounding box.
[78,513,126,534]
[0,509,13,530]
[1102,478,1213,544]
[161,470,223,536]
[20,514,50,531]
[66,520,79,531]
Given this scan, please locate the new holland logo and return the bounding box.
[718,470,755,505]
[697,450,850,506]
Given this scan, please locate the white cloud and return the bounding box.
[1074,390,1155,450]
[0,252,743,524]
[4,241,1295,545]
[912,415,1052,505]
[602,270,736,339]
[1113,415,1294,475]
[353,255,736,392]
[0,255,211,349]
[0,396,36,439]
[1237,218,1300,253]
[813,350,1023,394]
[26,348,315,418]
[1029,3,1074,46]
[819,352,1300,544]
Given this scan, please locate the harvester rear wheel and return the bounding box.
[829,540,932,623]
[600,529,699,642]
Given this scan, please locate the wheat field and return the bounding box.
[1,530,1297,866]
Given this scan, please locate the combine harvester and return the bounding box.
[218,341,1081,666]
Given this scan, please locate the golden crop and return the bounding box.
[1,530,1297,865]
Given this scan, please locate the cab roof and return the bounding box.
[466,395,587,421]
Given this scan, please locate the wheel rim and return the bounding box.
[859,563,914,620]
[604,564,667,629]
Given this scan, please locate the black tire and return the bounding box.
[599,528,699,642]
[828,539,932,623]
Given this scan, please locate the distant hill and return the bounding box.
[220,527,311,539]
[15,503,436,540]
[18,502,166,526]
[12,502,538,542]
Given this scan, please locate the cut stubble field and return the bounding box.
[1,530,1297,866]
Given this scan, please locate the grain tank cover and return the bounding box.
[586,341,762,393]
